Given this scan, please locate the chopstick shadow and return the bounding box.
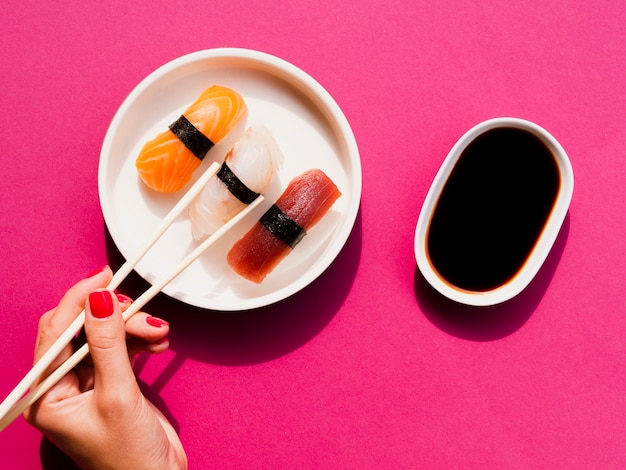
[414,214,570,341]
[104,210,363,367]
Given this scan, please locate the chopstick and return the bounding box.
[0,161,220,426]
[0,161,260,431]
[0,192,263,431]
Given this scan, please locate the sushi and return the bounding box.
[227,169,341,283]
[189,125,284,240]
[135,85,248,193]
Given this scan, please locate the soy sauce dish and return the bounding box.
[414,117,574,306]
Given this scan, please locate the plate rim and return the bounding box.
[98,47,362,311]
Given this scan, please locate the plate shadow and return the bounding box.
[105,210,362,366]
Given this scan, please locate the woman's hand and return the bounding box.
[24,266,187,470]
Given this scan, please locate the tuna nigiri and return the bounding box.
[135,85,248,193]
[189,125,284,240]
[227,169,341,283]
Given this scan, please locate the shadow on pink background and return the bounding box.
[1,1,625,468]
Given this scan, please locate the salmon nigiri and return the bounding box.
[135,85,248,192]
[227,169,341,283]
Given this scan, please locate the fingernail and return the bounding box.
[116,293,133,304]
[87,265,109,278]
[89,290,114,318]
[146,316,169,328]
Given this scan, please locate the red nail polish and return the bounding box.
[89,291,114,318]
[116,293,133,304]
[146,316,169,328]
[87,265,108,278]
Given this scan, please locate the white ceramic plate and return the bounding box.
[98,48,361,311]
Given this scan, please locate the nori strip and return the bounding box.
[260,204,307,248]
[217,162,260,204]
[168,114,214,160]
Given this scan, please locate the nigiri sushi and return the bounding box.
[189,125,284,240]
[136,85,248,193]
[227,169,341,283]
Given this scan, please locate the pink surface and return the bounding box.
[1,1,625,468]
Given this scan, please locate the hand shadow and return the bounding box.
[105,210,363,366]
[40,437,81,470]
[414,214,570,341]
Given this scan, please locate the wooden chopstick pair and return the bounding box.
[0,161,263,431]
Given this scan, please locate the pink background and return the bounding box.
[1,1,625,468]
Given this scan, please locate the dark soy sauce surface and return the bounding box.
[427,127,561,292]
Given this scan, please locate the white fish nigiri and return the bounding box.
[189,125,284,240]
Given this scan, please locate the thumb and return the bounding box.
[85,290,139,404]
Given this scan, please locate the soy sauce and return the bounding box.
[427,127,560,292]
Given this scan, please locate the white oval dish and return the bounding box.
[414,117,573,306]
[99,48,361,311]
